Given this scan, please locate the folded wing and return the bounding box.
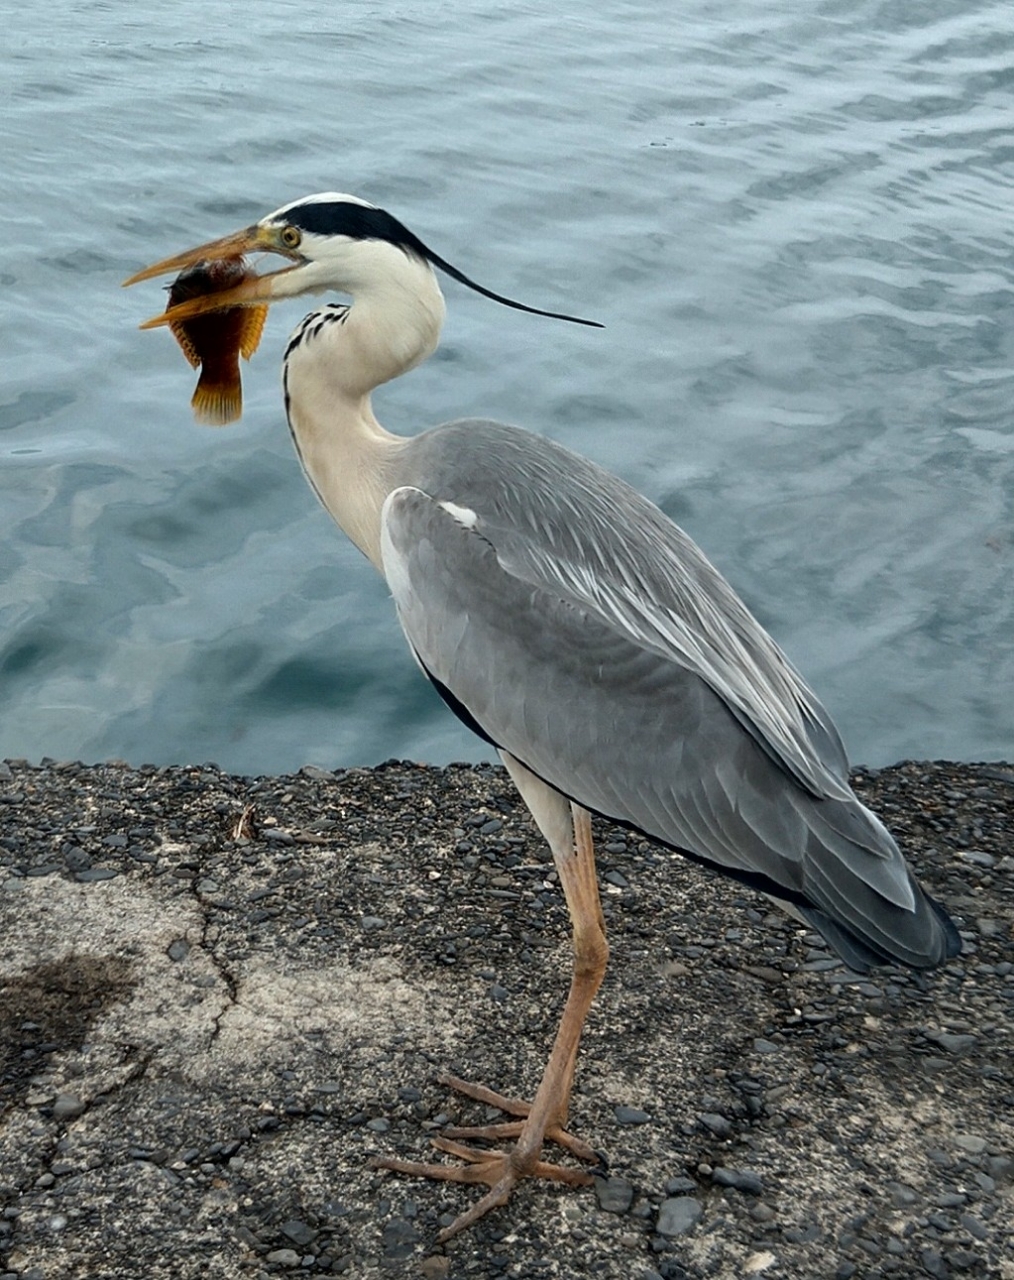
[380,469,958,971]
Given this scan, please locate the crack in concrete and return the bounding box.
[192,882,240,1047]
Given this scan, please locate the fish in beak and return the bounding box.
[164,260,268,425]
[124,222,306,424]
[123,223,305,329]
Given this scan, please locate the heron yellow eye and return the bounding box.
[280,225,302,250]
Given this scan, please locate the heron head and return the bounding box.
[124,193,425,328]
[125,192,602,331]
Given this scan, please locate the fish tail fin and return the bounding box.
[191,369,243,425]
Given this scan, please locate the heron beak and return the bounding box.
[123,225,303,329]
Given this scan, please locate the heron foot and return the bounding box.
[369,1071,602,1242]
[370,1137,595,1243]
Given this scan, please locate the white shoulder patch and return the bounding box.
[438,500,479,529]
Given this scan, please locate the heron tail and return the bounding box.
[795,886,961,973]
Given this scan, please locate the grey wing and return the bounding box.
[378,486,957,969]
[408,420,853,805]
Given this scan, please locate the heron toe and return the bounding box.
[370,1137,595,1243]
[435,1071,601,1165]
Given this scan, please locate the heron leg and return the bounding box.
[370,753,609,1242]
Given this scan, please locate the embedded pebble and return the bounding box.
[615,1106,651,1125]
[713,1166,764,1194]
[931,1032,977,1055]
[382,1218,419,1260]
[700,1111,733,1138]
[265,1249,300,1267]
[51,1095,86,1122]
[280,1220,317,1247]
[953,1134,987,1155]
[75,867,118,882]
[61,846,91,871]
[657,1197,703,1236]
[887,1181,920,1208]
[594,1176,634,1213]
[744,1252,777,1274]
[959,1213,988,1241]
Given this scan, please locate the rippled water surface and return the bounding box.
[3,0,1012,774]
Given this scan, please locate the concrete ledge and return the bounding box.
[1,758,1011,1279]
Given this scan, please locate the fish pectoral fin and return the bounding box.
[191,371,243,426]
[168,319,203,370]
[240,305,269,361]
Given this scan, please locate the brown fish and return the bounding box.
[165,259,268,425]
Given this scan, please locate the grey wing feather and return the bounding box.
[380,478,956,969]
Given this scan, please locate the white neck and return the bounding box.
[281,246,445,570]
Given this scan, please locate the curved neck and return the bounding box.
[284,382,402,570]
[288,243,446,397]
[281,251,445,570]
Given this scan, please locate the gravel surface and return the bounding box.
[0,756,1011,1279]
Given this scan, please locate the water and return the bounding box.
[3,0,1012,776]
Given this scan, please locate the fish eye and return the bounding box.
[280,225,302,250]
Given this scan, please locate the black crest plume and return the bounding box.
[280,199,603,329]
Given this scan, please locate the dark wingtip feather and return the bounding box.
[794,907,878,973]
[927,890,963,959]
[795,884,961,973]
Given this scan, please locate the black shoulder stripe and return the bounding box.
[422,665,502,750]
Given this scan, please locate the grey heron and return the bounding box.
[125,193,960,1241]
